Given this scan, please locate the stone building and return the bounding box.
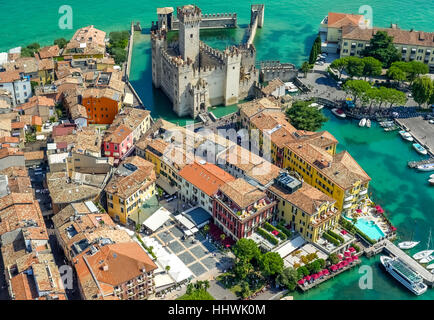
[151,4,262,119]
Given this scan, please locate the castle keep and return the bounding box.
[151,4,265,119]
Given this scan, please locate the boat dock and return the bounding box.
[408,158,434,168]
[395,117,434,157]
[365,239,434,286]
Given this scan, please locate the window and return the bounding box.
[190,34,193,38]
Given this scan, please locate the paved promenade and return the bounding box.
[396,117,434,156]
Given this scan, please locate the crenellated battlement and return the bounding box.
[202,12,237,19]
[177,5,202,23]
[160,48,194,69]
[151,29,167,42]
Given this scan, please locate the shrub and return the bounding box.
[351,243,361,253]
[327,230,345,244]
[297,266,309,278]
[276,223,292,238]
[257,227,279,245]
[323,232,341,246]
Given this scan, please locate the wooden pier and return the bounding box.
[365,239,434,286]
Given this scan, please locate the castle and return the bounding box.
[151,5,265,119]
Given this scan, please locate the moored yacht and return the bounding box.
[417,163,434,172]
[399,130,413,142]
[359,118,366,127]
[414,228,433,260]
[398,241,419,250]
[380,256,428,295]
[413,143,428,155]
[332,108,346,118]
[366,119,371,128]
[420,255,434,264]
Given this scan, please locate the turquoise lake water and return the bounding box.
[1,0,433,299]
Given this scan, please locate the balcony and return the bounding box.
[359,188,368,195]
[344,194,353,202]
[343,203,352,209]
[215,194,273,220]
[310,207,339,227]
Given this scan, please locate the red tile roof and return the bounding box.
[179,161,235,197]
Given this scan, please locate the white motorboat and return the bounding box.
[420,255,434,264]
[399,130,413,142]
[398,241,420,250]
[430,174,434,179]
[426,263,434,270]
[380,256,428,295]
[331,108,346,118]
[417,163,434,172]
[413,143,428,155]
[359,118,366,127]
[413,228,432,260]
[414,250,434,260]
[366,119,371,128]
[429,178,434,186]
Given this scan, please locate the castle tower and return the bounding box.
[177,5,202,65]
[224,48,241,106]
[151,30,166,88]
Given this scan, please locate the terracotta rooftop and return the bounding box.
[219,178,267,209]
[74,242,157,299]
[105,156,156,199]
[0,148,24,160]
[285,142,371,189]
[239,97,281,119]
[0,70,21,83]
[342,25,434,47]
[261,78,285,96]
[103,125,132,144]
[179,161,235,197]
[23,151,45,161]
[38,45,60,59]
[327,12,364,28]
[46,171,103,205]
[269,182,336,215]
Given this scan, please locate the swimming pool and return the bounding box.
[344,217,385,240]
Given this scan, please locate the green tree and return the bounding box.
[330,57,349,80]
[110,47,127,65]
[109,31,130,49]
[345,56,365,78]
[385,88,407,108]
[296,266,310,278]
[285,100,328,131]
[259,252,284,277]
[203,224,210,235]
[361,31,401,67]
[276,267,300,291]
[300,61,313,78]
[234,261,253,279]
[342,79,371,105]
[328,253,340,265]
[412,76,434,108]
[233,238,261,263]
[406,61,429,85]
[386,65,407,86]
[54,38,68,49]
[361,57,383,80]
[220,233,226,242]
[21,43,41,57]
[240,280,251,299]
[308,34,321,64]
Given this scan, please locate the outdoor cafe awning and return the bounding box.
[142,207,171,232]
